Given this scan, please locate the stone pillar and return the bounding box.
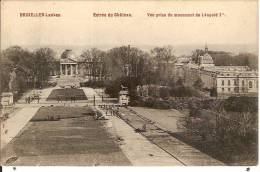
[76,64,78,75]
[65,64,68,75]
[70,64,73,76]
[60,64,62,75]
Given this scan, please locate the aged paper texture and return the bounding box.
[0,0,258,166]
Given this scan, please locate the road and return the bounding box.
[117,107,225,165]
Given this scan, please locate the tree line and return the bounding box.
[1,45,257,98]
[0,46,59,95]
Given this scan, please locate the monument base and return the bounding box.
[1,92,14,118]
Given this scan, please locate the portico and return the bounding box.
[60,58,79,76]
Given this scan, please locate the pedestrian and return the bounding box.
[37,96,40,103]
[28,96,31,104]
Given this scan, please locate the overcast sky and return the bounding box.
[1,0,258,55]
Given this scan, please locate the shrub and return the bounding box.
[223,96,258,113]
[159,87,170,99]
[193,78,204,90]
[80,80,104,88]
[144,97,156,107]
[153,100,171,109]
[170,86,199,97]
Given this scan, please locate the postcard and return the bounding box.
[0,0,258,167]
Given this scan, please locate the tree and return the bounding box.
[33,48,56,88]
[193,78,204,90]
[151,45,175,84]
[191,49,204,64]
[176,78,184,87]
[0,46,57,96]
[103,46,151,100]
[0,46,34,93]
[80,48,106,81]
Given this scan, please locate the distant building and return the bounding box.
[60,50,79,76]
[215,68,258,96]
[59,50,104,80]
[175,45,258,97]
[198,45,215,68]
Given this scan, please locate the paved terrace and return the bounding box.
[117,107,225,166]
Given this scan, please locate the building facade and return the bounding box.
[60,50,79,76]
[216,70,258,96]
[175,46,258,96]
[59,50,105,81]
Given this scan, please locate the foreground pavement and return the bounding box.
[105,116,184,166]
[118,107,225,166]
[1,107,40,150]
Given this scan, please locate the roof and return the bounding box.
[60,58,77,64]
[199,53,214,64]
[61,50,77,61]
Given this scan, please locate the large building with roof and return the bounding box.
[59,49,105,81]
[60,50,79,76]
[176,46,258,97]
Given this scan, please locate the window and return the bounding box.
[249,81,253,88]
[228,80,231,86]
[222,80,224,86]
[222,88,225,92]
[234,80,237,86]
[242,80,245,86]
[228,88,231,92]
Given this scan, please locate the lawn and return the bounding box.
[46,88,87,101]
[31,106,93,121]
[2,106,131,165]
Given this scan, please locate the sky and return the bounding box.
[1,0,258,56]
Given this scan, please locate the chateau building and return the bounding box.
[175,46,258,97]
[59,49,104,80]
[60,50,79,76]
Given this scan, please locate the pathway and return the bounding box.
[117,107,225,166]
[1,107,40,150]
[105,116,184,165]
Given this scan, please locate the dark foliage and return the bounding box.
[80,80,104,88]
[223,96,258,113]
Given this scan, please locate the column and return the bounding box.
[70,64,73,76]
[76,64,78,75]
[65,64,68,75]
[60,64,62,75]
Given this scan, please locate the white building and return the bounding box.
[198,45,215,68]
[176,45,258,97]
[60,50,79,76]
[216,70,258,96]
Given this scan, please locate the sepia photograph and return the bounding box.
[0,0,259,167]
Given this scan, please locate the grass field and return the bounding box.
[2,106,131,165]
[31,106,93,121]
[46,88,87,101]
